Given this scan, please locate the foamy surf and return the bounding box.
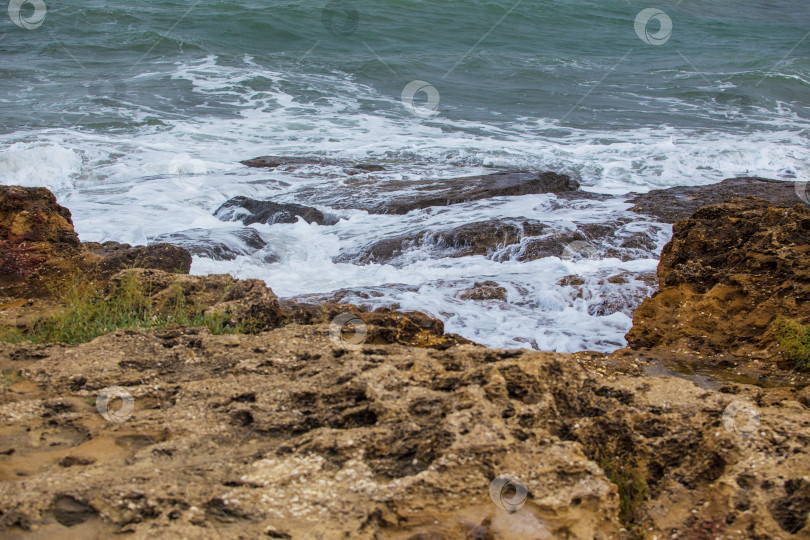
[1,1,808,352]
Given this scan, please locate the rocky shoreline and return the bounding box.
[1,174,809,539]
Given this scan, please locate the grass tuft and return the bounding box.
[600,455,648,536]
[773,317,810,370]
[0,271,245,345]
[1,369,26,387]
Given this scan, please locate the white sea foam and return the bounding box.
[0,55,807,351]
[0,142,83,192]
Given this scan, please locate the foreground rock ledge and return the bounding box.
[2,324,809,539]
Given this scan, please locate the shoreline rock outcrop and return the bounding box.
[626,197,810,379]
[1,183,810,539]
[628,176,798,223]
[0,186,191,298]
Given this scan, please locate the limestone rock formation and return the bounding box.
[1,321,809,538]
[626,197,810,369]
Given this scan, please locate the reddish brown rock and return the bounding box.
[0,186,81,284]
[0,186,193,298]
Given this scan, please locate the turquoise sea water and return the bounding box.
[2,1,808,137]
[0,1,808,351]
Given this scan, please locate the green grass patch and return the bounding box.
[1,369,26,387]
[0,272,246,345]
[773,317,810,370]
[600,455,648,535]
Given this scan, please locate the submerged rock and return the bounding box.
[336,220,546,264]
[151,227,277,263]
[626,197,810,369]
[458,281,508,301]
[241,155,385,172]
[362,170,579,215]
[214,196,339,226]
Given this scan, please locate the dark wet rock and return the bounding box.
[214,197,338,226]
[84,242,192,276]
[340,216,661,266]
[241,156,385,173]
[514,221,659,263]
[517,230,590,261]
[363,170,579,214]
[628,177,798,223]
[458,281,507,301]
[151,228,278,263]
[336,220,546,264]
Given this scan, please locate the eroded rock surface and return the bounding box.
[0,186,81,284]
[1,320,808,539]
[83,242,192,276]
[626,197,810,373]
